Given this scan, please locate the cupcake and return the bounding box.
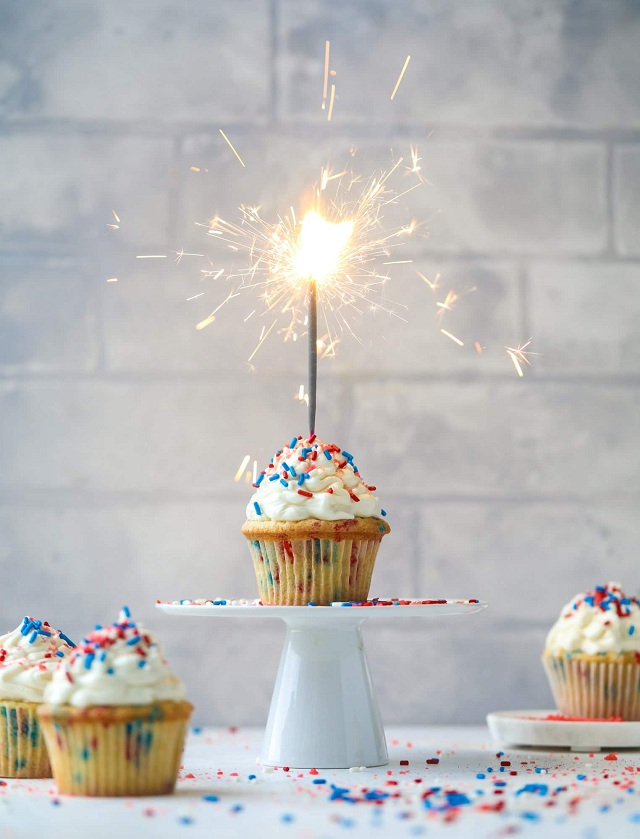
[38,608,193,796]
[0,617,75,778]
[242,434,390,606]
[543,582,640,720]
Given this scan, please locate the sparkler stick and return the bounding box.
[308,280,318,435]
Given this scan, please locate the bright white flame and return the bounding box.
[293,212,354,283]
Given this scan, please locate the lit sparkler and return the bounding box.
[201,154,422,433]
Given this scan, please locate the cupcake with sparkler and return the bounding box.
[543,583,640,719]
[38,608,192,796]
[0,617,75,777]
[242,435,390,606]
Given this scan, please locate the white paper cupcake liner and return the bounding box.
[543,654,640,720]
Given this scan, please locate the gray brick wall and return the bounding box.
[1,0,639,726]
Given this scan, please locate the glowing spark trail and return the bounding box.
[322,40,331,109]
[136,254,167,259]
[105,277,118,283]
[234,454,251,482]
[219,129,246,168]
[327,84,336,122]
[390,55,411,100]
[441,329,464,347]
[506,339,538,378]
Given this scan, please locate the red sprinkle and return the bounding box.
[605,753,618,761]
[298,490,313,498]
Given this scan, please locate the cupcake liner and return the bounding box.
[243,517,390,606]
[38,700,193,796]
[0,700,51,778]
[543,654,640,720]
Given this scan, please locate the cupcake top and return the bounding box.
[0,617,76,703]
[43,608,185,708]
[545,583,640,657]
[246,435,385,523]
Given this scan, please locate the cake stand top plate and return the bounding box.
[156,598,487,621]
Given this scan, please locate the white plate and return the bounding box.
[487,710,640,751]
[156,598,487,621]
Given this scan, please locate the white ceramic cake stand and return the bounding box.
[156,599,487,769]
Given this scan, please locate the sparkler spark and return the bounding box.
[440,329,464,347]
[390,55,411,100]
[322,40,331,110]
[234,454,251,482]
[219,129,246,168]
[136,254,167,259]
[505,339,538,378]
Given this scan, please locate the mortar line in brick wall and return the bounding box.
[605,141,616,257]
[269,0,280,124]
[3,120,640,144]
[1,370,640,386]
[518,260,531,343]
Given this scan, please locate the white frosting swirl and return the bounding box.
[546,582,640,657]
[44,609,185,707]
[246,436,385,522]
[0,618,76,703]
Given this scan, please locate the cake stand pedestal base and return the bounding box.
[157,599,487,769]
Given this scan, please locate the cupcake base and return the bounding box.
[38,700,193,796]
[242,517,390,606]
[0,700,51,778]
[543,652,640,720]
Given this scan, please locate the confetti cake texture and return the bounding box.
[38,608,193,796]
[543,583,640,720]
[0,617,75,778]
[242,435,390,606]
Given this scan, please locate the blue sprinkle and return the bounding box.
[126,636,140,646]
[445,792,470,806]
[290,436,298,448]
[630,626,636,636]
[178,816,193,825]
[84,653,95,669]
[192,727,202,734]
[59,633,75,648]
[630,813,640,823]
[281,814,294,823]
[289,467,297,477]
[255,473,265,486]
[476,773,485,779]
[213,599,227,606]
[516,784,548,796]
[248,774,256,780]
[51,799,61,806]
[342,450,353,460]
[307,602,317,607]
[138,660,146,668]
[269,474,279,482]
[106,668,114,675]
[280,479,288,488]
[202,795,219,803]
[94,625,102,631]
[99,651,107,662]
[312,779,327,784]
[577,774,586,780]
[253,501,262,516]
[521,812,539,821]
[29,631,38,644]
[55,650,65,657]
[282,462,290,472]
[486,768,493,773]
[341,603,353,607]
[297,475,304,486]
[323,450,332,460]
[38,629,51,637]
[381,509,387,517]
[230,804,244,813]
[494,781,506,787]
[499,766,505,772]
[122,605,131,618]
[534,767,547,774]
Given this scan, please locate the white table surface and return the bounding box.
[2,725,639,838]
